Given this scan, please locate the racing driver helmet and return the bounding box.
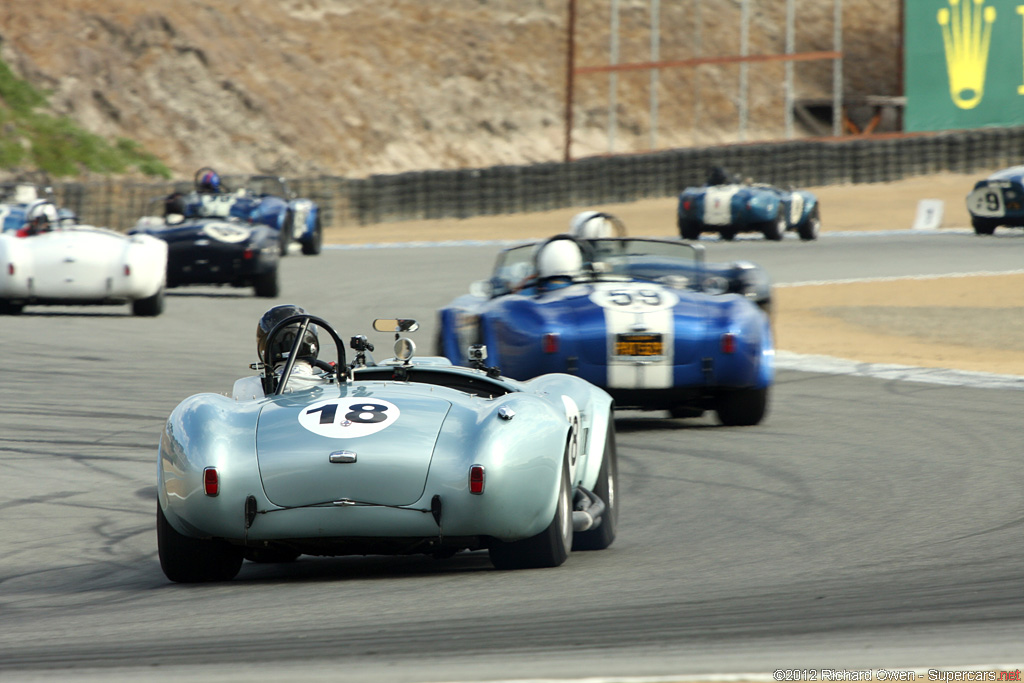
[24,202,59,235]
[569,211,621,240]
[535,236,584,281]
[256,304,319,366]
[198,169,221,193]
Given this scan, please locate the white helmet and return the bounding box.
[536,238,584,280]
[26,201,59,225]
[569,211,620,239]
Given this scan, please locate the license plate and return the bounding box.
[615,333,663,356]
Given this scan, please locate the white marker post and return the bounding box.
[912,199,945,230]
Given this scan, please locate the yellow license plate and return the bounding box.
[615,334,663,356]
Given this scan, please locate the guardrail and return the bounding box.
[51,126,1024,231]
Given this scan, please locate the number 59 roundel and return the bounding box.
[297,398,401,438]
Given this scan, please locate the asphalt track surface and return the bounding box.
[2,230,1023,682]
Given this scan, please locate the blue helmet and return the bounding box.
[199,170,221,193]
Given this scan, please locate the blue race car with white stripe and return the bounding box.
[160,168,324,255]
[966,165,1024,235]
[437,236,774,426]
[677,168,820,241]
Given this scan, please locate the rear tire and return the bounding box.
[0,299,24,315]
[716,386,768,426]
[679,218,703,240]
[301,212,323,255]
[489,457,572,570]
[131,287,165,317]
[253,268,279,298]
[798,206,821,241]
[279,211,294,255]
[157,503,243,583]
[972,217,998,235]
[718,226,737,241]
[573,416,618,551]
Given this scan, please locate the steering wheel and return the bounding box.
[263,314,348,395]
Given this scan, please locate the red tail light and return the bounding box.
[683,200,692,211]
[203,467,219,496]
[543,333,559,354]
[7,263,13,276]
[123,265,131,276]
[469,465,485,494]
[243,249,255,260]
[721,333,737,354]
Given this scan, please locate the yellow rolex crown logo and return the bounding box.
[937,0,996,109]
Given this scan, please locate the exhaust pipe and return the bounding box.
[572,486,606,532]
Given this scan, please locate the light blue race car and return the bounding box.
[966,165,1024,235]
[677,167,821,241]
[437,235,774,426]
[157,315,617,582]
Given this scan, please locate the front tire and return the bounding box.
[157,503,243,583]
[573,416,618,551]
[716,386,768,426]
[972,217,998,235]
[489,457,572,570]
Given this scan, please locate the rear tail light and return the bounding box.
[203,467,219,496]
[721,333,737,354]
[243,249,255,260]
[543,333,559,354]
[469,465,485,494]
[7,263,13,276]
[682,200,692,211]
[123,265,131,277]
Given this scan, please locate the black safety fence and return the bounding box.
[50,126,1024,232]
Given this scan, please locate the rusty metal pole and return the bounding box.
[564,0,576,162]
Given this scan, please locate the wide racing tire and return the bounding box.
[798,206,821,241]
[679,217,703,241]
[716,386,768,426]
[489,456,572,570]
[718,225,737,241]
[278,211,295,256]
[573,415,618,551]
[157,503,243,583]
[761,209,784,241]
[301,212,323,256]
[0,299,24,315]
[253,268,280,298]
[131,287,165,317]
[972,217,998,235]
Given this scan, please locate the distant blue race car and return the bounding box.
[437,235,774,426]
[677,168,820,241]
[966,165,1024,235]
[164,167,323,255]
[0,182,77,234]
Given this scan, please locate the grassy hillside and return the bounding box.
[0,59,168,178]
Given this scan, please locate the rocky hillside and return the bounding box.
[0,0,898,179]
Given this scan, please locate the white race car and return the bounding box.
[0,205,168,316]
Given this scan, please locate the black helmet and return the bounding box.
[256,304,319,366]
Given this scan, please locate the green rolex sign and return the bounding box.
[905,0,1024,131]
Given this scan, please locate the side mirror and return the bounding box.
[373,318,420,333]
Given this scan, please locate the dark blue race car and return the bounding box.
[162,168,323,255]
[677,168,820,241]
[966,165,1024,235]
[437,235,774,425]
